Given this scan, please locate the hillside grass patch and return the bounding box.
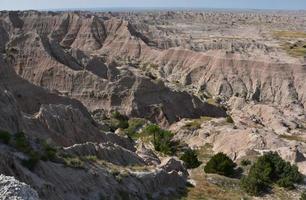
[280,134,306,143]
[273,31,306,39]
[281,42,306,57]
[184,116,212,130]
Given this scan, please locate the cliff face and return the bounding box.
[1,12,306,123]
[0,12,189,199]
[2,11,303,115]
[149,49,306,110]
[0,11,226,126]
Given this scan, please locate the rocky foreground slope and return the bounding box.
[0,9,305,199]
[0,175,39,200]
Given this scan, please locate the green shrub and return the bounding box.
[41,141,57,161]
[110,111,129,130]
[300,190,306,200]
[241,159,251,166]
[117,120,129,129]
[240,152,303,196]
[154,130,176,155]
[0,130,11,144]
[124,118,146,139]
[83,155,98,162]
[180,149,201,169]
[240,175,265,196]
[14,132,31,153]
[204,152,236,177]
[143,124,160,136]
[143,124,177,155]
[111,111,128,121]
[64,157,84,169]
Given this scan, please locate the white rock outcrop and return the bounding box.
[0,175,39,200]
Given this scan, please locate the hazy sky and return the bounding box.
[1,0,306,11]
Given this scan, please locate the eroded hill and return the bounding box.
[0,10,306,200]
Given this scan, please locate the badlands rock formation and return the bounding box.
[0,174,39,200]
[0,9,305,199]
[0,55,188,199]
[0,11,225,126]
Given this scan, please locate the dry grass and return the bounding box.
[273,31,306,39]
[206,98,219,106]
[184,117,212,130]
[279,134,306,143]
[181,144,251,200]
[63,157,85,169]
[280,42,306,57]
[273,31,306,57]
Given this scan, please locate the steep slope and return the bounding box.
[0,11,226,126]
[0,28,188,199]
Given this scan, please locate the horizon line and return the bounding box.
[1,6,306,12]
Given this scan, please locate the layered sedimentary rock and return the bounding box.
[0,14,188,199]
[0,11,226,126]
[0,9,306,199]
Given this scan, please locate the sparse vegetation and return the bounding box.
[280,134,306,143]
[272,31,306,57]
[0,130,11,144]
[63,156,84,169]
[13,132,40,170]
[83,155,98,162]
[182,144,250,200]
[204,152,237,177]
[281,41,306,57]
[180,149,201,169]
[0,131,59,170]
[109,111,129,130]
[273,31,306,39]
[240,159,251,166]
[14,132,31,153]
[184,116,212,130]
[124,118,146,139]
[41,141,57,161]
[142,124,177,155]
[240,152,303,196]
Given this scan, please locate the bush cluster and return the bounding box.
[7,132,58,170]
[240,159,251,166]
[14,132,32,152]
[110,111,129,130]
[143,124,177,155]
[124,118,146,139]
[240,152,303,196]
[13,132,39,170]
[204,152,236,177]
[63,156,84,169]
[41,141,57,161]
[180,149,201,169]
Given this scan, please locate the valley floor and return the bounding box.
[182,145,303,200]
